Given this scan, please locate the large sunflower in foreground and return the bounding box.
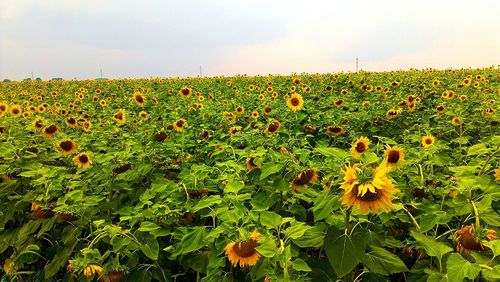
[351,137,370,159]
[340,164,399,214]
[286,93,304,111]
[225,231,262,267]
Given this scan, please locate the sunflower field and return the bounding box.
[0,67,499,282]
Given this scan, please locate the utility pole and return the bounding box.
[356,56,359,72]
[31,72,34,80]
[100,68,103,79]
[199,65,203,77]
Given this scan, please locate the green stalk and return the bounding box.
[403,206,420,232]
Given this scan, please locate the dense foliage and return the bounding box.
[0,67,499,281]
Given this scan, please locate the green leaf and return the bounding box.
[482,240,500,258]
[324,227,364,277]
[411,231,452,263]
[140,238,159,260]
[224,179,245,194]
[361,246,409,275]
[315,147,350,159]
[259,163,282,180]
[481,265,500,281]
[282,221,312,239]
[180,227,207,254]
[193,195,222,211]
[138,221,161,232]
[260,211,282,229]
[313,190,339,222]
[467,143,489,156]
[292,258,312,272]
[292,223,326,248]
[446,253,481,282]
[254,238,277,258]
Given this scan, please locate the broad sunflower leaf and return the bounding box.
[260,211,282,229]
[410,231,452,263]
[140,238,159,260]
[324,227,364,277]
[361,246,409,275]
[259,163,282,180]
[446,253,481,282]
[292,258,312,272]
[314,147,350,159]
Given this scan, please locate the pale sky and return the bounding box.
[1,0,499,80]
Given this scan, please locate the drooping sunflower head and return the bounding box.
[56,139,78,156]
[286,93,304,111]
[494,168,500,181]
[383,145,405,169]
[264,120,281,135]
[421,134,435,148]
[83,264,103,278]
[455,225,497,255]
[155,131,168,142]
[246,156,260,171]
[292,169,318,192]
[327,125,344,136]
[263,106,272,116]
[32,117,45,131]
[229,126,242,136]
[224,231,262,267]
[73,152,92,170]
[351,137,370,158]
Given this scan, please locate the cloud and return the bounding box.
[1,0,499,79]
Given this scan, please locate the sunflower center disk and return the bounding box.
[233,239,258,257]
[353,184,380,201]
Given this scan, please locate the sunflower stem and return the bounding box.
[471,200,480,230]
[344,208,351,235]
[479,144,499,176]
[403,207,420,232]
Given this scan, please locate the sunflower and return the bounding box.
[383,145,405,169]
[82,121,92,132]
[340,164,400,214]
[223,112,236,123]
[0,102,9,115]
[250,111,259,119]
[421,134,435,148]
[73,152,92,169]
[133,92,146,107]
[451,117,462,126]
[224,231,262,267]
[292,169,318,192]
[229,126,242,136]
[455,225,497,255]
[431,80,440,87]
[3,258,14,274]
[326,125,345,136]
[113,109,126,125]
[83,264,104,278]
[32,117,45,131]
[139,111,149,120]
[196,103,204,110]
[56,139,78,156]
[263,120,281,136]
[286,93,304,111]
[246,156,260,171]
[179,87,192,98]
[436,105,445,113]
[263,106,272,116]
[494,168,500,181]
[351,137,370,159]
[235,106,245,115]
[42,125,59,138]
[385,109,398,119]
[334,100,343,108]
[10,104,22,117]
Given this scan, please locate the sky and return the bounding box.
[0,0,499,80]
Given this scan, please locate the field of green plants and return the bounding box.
[0,67,499,281]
